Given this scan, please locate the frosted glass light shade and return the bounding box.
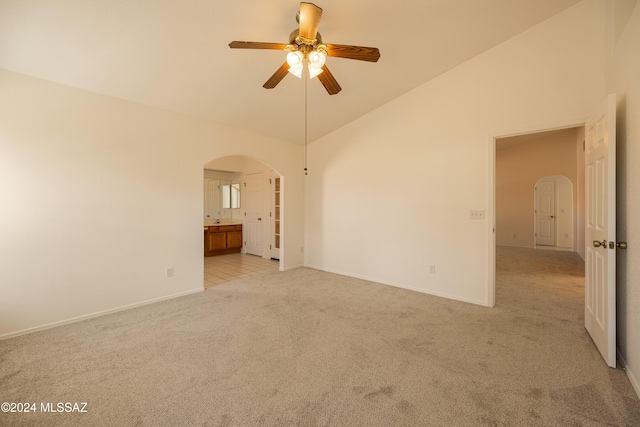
[308,50,326,68]
[288,65,303,78]
[287,51,304,67]
[287,51,304,78]
[308,66,324,79]
[307,50,325,79]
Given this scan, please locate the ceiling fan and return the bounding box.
[229,2,380,95]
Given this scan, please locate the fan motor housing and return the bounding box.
[289,29,322,47]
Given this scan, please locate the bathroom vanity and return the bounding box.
[204,222,243,257]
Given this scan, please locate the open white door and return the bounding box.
[585,94,616,368]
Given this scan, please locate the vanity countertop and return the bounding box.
[204,220,243,227]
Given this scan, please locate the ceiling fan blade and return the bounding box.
[325,44,381,62]
[298,2,323,40]
[229,41,287,50]
[317,65,341,95]
[263,62,290,89]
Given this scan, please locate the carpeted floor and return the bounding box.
[1,246,639,426]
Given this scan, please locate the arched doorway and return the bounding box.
[202,155,283,287]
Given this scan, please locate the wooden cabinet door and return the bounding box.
[227,231,243,249]
[208,232,226,251]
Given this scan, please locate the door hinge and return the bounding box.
[243,182,246,187]
[270,211,272,217]
[270,244,272,250]
[269,178,272,184]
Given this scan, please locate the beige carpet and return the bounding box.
[1,247,639,426]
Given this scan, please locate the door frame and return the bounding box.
[488,119,585,307]
[269,171,282,260]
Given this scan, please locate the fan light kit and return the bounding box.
[228,2,381,175]
[229,2,380,95]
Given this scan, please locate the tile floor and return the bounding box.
[204,253,280,288]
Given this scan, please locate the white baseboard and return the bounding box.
[618,348,640,399]
[281,264,303,272]
[0,287,204,341]
[304,264,488,307]
[535,245,573,252]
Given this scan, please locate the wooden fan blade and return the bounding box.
[263,62,290,89]
[325,44,381,62]
[229,41,287,50]
[299,2,322,40]
[317,65,341,95]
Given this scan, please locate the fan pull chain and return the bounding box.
[304,68,308,176]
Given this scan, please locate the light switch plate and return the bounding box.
[470,210,485,220]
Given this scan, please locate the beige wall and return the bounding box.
[305,0,605,306]
[0,69,304,338]
[496,128,579,249]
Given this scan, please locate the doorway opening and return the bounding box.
[202,155,283,287]
[490,96,618,368]
[489,124,585,306]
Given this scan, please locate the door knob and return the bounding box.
[593,239,607,248]
[550,216,554,218]
[617,242,628,249]
[258,217,262,221]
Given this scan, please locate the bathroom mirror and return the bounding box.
[204,179,240,221]
[221,182,241,209]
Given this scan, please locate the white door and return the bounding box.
[535,180,556,246]
[585,94,616,368]
[244,173,264,256]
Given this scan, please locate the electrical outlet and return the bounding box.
[166,267,174,278]
[470,210,485,220]
[429,265,436,274]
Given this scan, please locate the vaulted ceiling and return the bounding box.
[0,0,581,144]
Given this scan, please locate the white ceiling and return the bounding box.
[0,0,581,144]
